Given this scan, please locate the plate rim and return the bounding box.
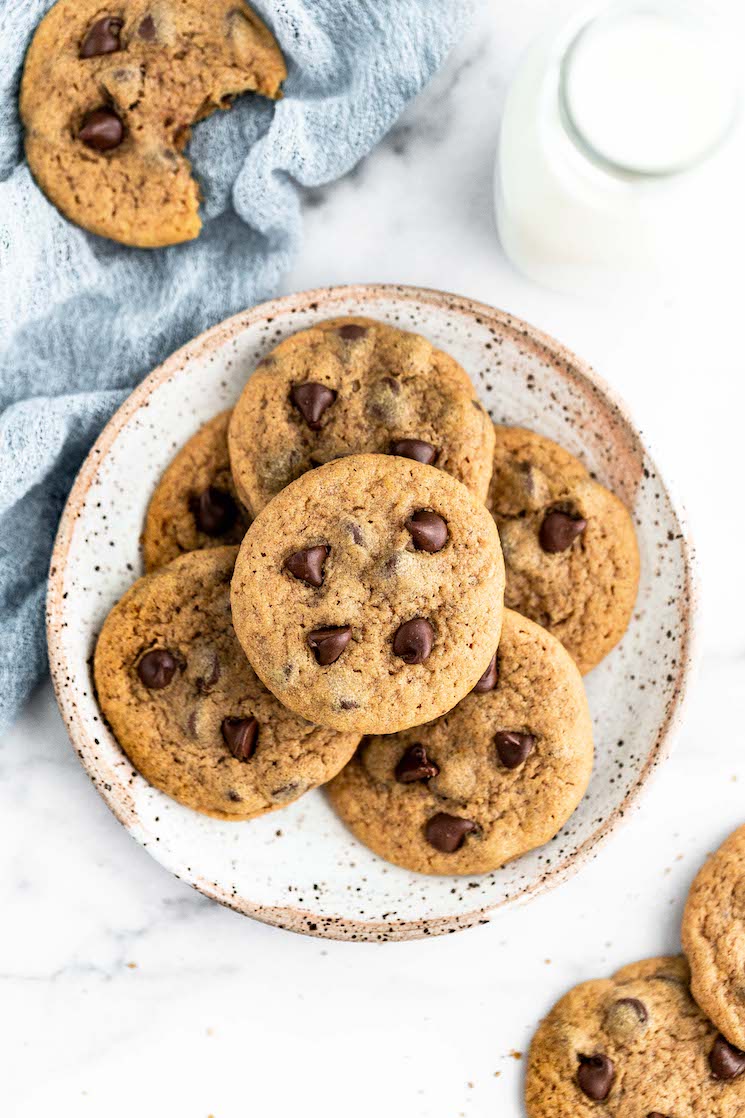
[46,282,699,941]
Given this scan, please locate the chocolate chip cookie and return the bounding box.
[326,608,593,874]
[142,410,249,571]
[487,426,640,674]
[683,825,745,1052]
[94,546,360,819]
[526,956,745,1117]
[20,0,286,246]
[230,454,505,735]
[228,317,495,515]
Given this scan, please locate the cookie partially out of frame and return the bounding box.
[327,609,593,875]
[231,454,505,735]
[487,426,640,674]
[228,316,495,515]
[526,956,745,1118]
[20,0,285,246]
[94,547,360,820]
[142,411,249,571]
[683,824,745,1052]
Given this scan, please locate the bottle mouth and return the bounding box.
[558,0,741,180]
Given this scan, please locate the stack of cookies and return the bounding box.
[94,316,640,875]
[526,824,745,1113]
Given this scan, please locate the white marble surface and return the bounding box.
[3,2,745,1115]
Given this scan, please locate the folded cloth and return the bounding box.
[0,0,471,733]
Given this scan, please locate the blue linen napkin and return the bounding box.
[0,0,471,733]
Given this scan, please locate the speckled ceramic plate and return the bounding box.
[47,284,696,941]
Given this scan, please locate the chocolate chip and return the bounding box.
[539,509,587,553]
[389,438,438,466]
[472,652,498,693]
[710,1035,745,1080]
[494,730,535,768]
[425,813,477,853]
[577,1055,614,1101]
[271,781,303,801]
[138,14,156,39]
[406,510,448,553]
[338,324,367,340]
[381,376,400,395]
[396,744,439,783]
[307,626,351,666]
[221,717,258,761]
[80,16,123,57]
[190,486,238,537]
[393,618,434,664]
[137,649,177,689]
[290,383,337,430]
[647,1113,668,1117]
[79,108,124,151]
[605,997,648,1040]
[284,545,329,588]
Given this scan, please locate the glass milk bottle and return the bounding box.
[495,1,741,295]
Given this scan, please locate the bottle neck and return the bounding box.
[557,1,739,181]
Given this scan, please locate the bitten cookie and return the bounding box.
[526,956,745,1118]
[683,825,745,1052]
[231,454,505,735]
[228,317,495,514]
[94,547,360,819]
[20,0,286,246]
[142,410,249,571]
[326,609,593,875]
[487,426,640,674]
